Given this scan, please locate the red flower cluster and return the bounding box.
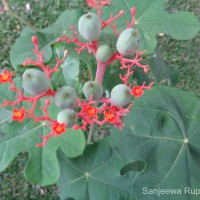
[0,0,154,147]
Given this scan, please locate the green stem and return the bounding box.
[86,123,95,144]
[7,9,39,32]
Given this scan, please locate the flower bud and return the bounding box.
[110,84,132,107]
[57,109,78,128]
[116,28,140,55]
[45,98,51,107]
[22,69,50,96]
[54,86,77,109]
[83,80,103,101]
[78,13,101,42]
[96,44,114,63]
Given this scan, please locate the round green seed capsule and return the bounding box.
[96,44,114,63]
[57,109,78,128]
[78,13,101,42]
[116,28,140,55]
[83,80,103,101]
[54,86,77,109]
[110,84,132,107]
[22,68,50,96]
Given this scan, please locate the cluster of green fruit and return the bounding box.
[21,12,141,129]
[78,12,140,57]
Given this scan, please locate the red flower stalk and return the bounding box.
[23,36,68,79]
[101,10,124,30]
[127,7,136,28]
[86,0,112,17]
[132,82,154,98]
[57,25,98,55]
[12,107,25,122]
[117,51,149,85]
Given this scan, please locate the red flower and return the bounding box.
[52,122,66,136]
[131,86,144,97]
[12,107,25,122]
[84,106,97,118]
[0,70,13,83]
[104,111,116,123]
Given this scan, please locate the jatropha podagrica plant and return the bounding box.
[0,0,154,147]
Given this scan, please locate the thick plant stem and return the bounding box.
[86,123,95,144]
[7,9,39,32]
[87,61,108,144]
[95,61,108,84]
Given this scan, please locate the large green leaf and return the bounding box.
[101,0,200,53]
[57,138,142,200]
[0,81,86,186]
[111,86,200,200]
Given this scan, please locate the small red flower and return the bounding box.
[131,86,144,97]
[12,107,25,122]
[104,111,116,123]
[85,106,97,118]
[0,70,13,83]
[52,122,66,136]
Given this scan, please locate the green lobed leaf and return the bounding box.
[111,85,200,200]
[100,0,200,53]
[0,81,86,186]
[61,57,83,94]
[148,46,179,85]
[57,138,141,200]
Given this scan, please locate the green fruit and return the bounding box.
[83,80,103,101]
[116,28,140,55]
[110,84,132,107]
[57,109,78,128]
[96,44,114,63]
[54,86,77,109]
[22,68,50,96]
[78,13,101,42]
